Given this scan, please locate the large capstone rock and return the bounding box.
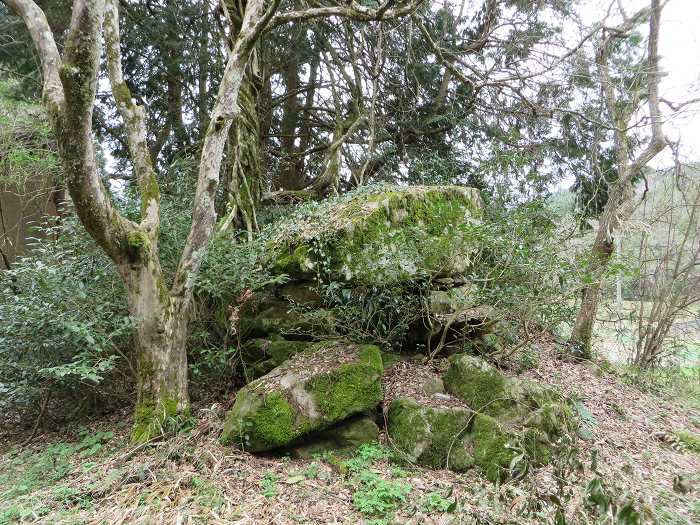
[269,185,482,285]
[220,342,383,451]
[387,398,474,471]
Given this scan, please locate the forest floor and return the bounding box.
[1,342,699,525]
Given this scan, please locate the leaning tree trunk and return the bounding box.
[568,0,666,359]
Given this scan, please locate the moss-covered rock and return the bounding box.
[443,354,510,415]
[443,354,574,477]
[387,397,474,471]
[471,414,517,482]
[277,282,324,306]
[427,285,474,315]
[287,415,380,458]
[269,185,482,285]
[220,341,383,451]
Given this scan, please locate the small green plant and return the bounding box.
[191,476,225,510]
[343,442,391,473]
[351,471,411,517]
[260,471,278,499]
[516,344,541,373]
[421,490,456,513]
[304,462,321,479]
[673,429,700,454]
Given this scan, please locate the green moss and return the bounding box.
[140,174,161,217]
[131,394,188,444]
[674,429,700,454]
[125,230,150,264]
[249,392,299,448]
[443,355,508,414]
[220,390,307,451]
[471,414,516,482]
[222,343,383,452]
[306,344,383,422]
[387,398,474,472]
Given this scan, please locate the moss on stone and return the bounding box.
[235,299,336,340]
[471,414,516,482]
[443,355,509,414]
[220,389,307,451]
[269,186,482,285]
[241,338,312,379]
[306,344,383,422]
[287,416,380,459]
[221,342,383,452]
[387,398,474,472]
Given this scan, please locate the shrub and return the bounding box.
[0,218,132,420]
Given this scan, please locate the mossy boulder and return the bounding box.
[443,354,510,415]
[443,354,574,475]
[269,185,482,285]
[443,354,560,418]
[220,342,383,451]
[287,415,380,458]
[471,413,517,482]
[387,397,474,471]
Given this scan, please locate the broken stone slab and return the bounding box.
[236,297,336,341]
[240,337,313,379]
[220,341,383,452]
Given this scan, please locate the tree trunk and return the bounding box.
[120,251,190,443]
[570,233,614,358]
[222,65,263,238]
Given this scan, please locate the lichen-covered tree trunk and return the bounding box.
[118,239,190,443]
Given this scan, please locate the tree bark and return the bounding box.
[569,0,666,359]
[119,255,189,443]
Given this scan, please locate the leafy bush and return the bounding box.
[351,471,411,517]
[0,218,132,418]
